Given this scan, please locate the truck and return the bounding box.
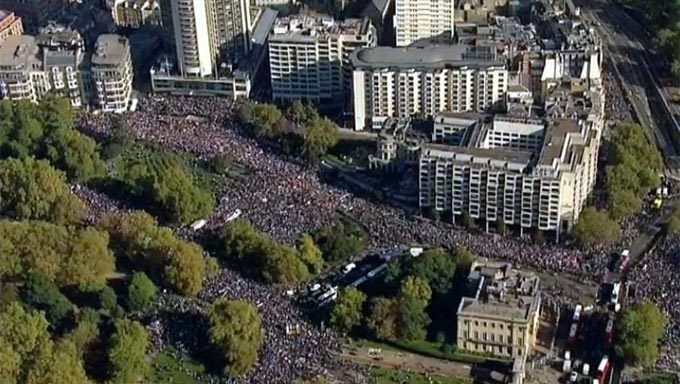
[611,282,621,305]
[568,323,579,347]
[573,304,583,323]
[342,263,356,274]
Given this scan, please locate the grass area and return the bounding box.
[109,141,249,194]
[638,373,677,384]
[355,339,510,365]
[147,348,207,384]
[369,367,472,384]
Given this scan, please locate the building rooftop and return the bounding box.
[92,34,129,66]
[351,44,505,69]
[422,143,532,168]
[251,8,278,46]
[457,261,540,323]
[0,35,37,67]
[270,15,372,43]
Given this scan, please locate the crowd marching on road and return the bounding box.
[72,91,680,378]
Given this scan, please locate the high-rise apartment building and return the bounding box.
[89,34,133,113]
[0,31,133,112]
[213,0,251,61]
[418,82,604,238]
[351,45,507,130]
[394,0,454,46]
[268,15,376,103]
[0,9,22,43]
[171,0,218,77]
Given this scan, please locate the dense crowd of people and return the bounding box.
[73,90,680,377]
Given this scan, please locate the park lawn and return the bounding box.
[355,339,510,365]
[370,367,472,384]
[109,141,249,194]
[147,347,206,384]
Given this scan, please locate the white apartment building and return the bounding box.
[0,30,132,112]
[394,0,454,46]
[171,0,217,77]
[419,85,603,239]
[268,15,376,103]
[89,34,133,113]
[351,45,508,131]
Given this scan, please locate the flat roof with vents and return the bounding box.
[92,34,129,66]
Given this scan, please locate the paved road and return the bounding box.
[578,0,680,169]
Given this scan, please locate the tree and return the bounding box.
[297,234,324,274]
[367,297,398,340]
[101,116,133,160]
[616,301,667,367]
[44,127,105,182]
[21,274,73,329]
[100,211,208,296]
[313,220,366,263]
[4,100,44,159]
[330,287,367,334]
[302,117,339,161]
[572,207,621,247]
[98,286,117,313]
[221,219,311,284]
[286,100,318,126]
[107,318,149,384]
[239,103,283,138]
[0,157,84,224]
[0,221,115,287]
[127,272,157,311]
[208,298,264,376]
[66,308,101,357]
[395,276,432,341]
[0,302,91,384]
[668,205,680,235]
[152,164,214,224]
[403,248,456,294]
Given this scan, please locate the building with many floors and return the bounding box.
[394,0,454,46]
[89,34,133,113]
[112,0,162,28]
[418,79,603,237]
[351,44,508,131]
[456,260,540,359]
[0,9,22,43]
[268,15,376,103]
[0,30,132,111]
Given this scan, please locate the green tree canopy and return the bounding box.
[239,103,284,138]
[44,127,105,182]
[0,302,91,384]
[403,248,457,294]
[296,233,324,274]
[99,211,208,296]
[127,272,157,311]
[221,219,311,284]
[302,117,339,161]
[0,220,115,287]
[330,287,367,334]
[395,276,432,341]
[616,301,668,367]
[208,298,264,376]
[667,205,680,235]
[367,297,398,340]
[107,318,149,384]
[21,274,74,329]
[0,157,85,224]
[152,164,214,224]
[572,207,621,247]
[313,220,366,263]
[286,100,319,125]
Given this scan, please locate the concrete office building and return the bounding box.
[394,0,454,46]
[0,9,22,43]
[351,45,508,131]
[456,260,540,359]
[89,34,133,113]
[171,0,218,77]
[268,15,376,103]
[419,85,603,238]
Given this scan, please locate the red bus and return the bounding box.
[596,356,610,384]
